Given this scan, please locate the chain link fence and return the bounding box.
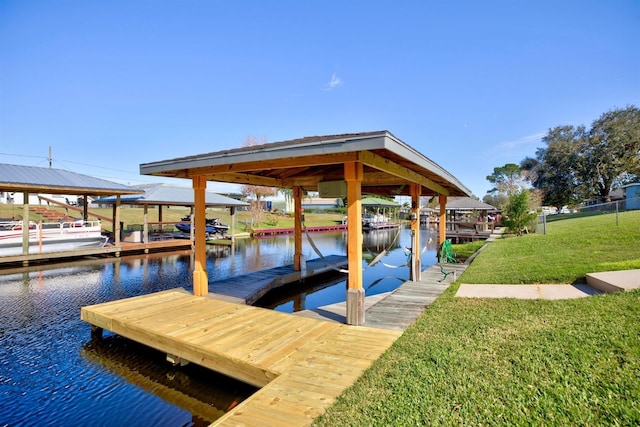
[537,197,640,234]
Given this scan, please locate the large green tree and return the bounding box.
[523,106,640,206]
[522,125,586,208]
[486,163,526,196]
[579,106,640,201]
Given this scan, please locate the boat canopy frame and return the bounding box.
[140,131,472,325]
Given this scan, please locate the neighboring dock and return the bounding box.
[81,259,469,426]
[251,224,347,236]
[0,239,193,268]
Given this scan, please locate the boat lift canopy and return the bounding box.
[140,131,472,325]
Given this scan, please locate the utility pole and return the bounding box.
[48,146,52,168]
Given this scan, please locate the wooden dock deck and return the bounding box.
[81,258,470,425]
[296,262,468,330]
[207,255,348,304]
[81,289,401,426]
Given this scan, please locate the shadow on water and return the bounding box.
[0,226,437,425]
[81,335,257,426]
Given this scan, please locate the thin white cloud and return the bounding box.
[499,132,545,150]
[324,72,343,91]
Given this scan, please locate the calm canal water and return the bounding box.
[0,227,437,426]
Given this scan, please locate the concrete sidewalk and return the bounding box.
[456,283,601,299]
[457,269,639,299]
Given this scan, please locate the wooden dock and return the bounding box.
[207,255,348,304]
[296,262,468,330]
[251,224,347,236]
[80,258,470,425]
[81,289,401,426]
[0,239,193,267]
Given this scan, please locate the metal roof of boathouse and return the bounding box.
[139,131,472,197]
[0,163,142,195]
[438,196,498,211]
[94,183,248,207]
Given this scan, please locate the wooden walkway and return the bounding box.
[207,255,348,304]
[296,262,468,330]
[81,289,400,426]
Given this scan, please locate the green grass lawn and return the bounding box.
[461,210,640,284]
[314,211,640,426]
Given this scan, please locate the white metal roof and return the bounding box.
[0,163,142,196]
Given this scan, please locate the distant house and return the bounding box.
[623,183,640,210]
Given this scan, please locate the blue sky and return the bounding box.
[1,1,639,198]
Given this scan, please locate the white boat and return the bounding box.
[362,213,398,230]
[0,219,108,256]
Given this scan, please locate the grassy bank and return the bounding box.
[461,210,640,284]
[314,211,640,426]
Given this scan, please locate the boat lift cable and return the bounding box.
[365,226,404,269]
[302,222,349,274]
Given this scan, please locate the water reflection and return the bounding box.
[81,335,256,425]
[0,226,437,426]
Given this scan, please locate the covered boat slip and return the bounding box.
[0,163,143,265]
[81,131,471,424]
[139,131,472,325]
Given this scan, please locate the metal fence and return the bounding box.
[537,197,640,234]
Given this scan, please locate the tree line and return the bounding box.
[485,105,640,210]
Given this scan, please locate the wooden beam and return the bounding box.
[357,151,450,196]
[345,161,364,326]
[169,152,360,179]
[194,172,282,188]
[192,176,208,296]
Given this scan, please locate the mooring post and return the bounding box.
[90,325,103,340]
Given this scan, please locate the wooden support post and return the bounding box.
[143,205,149,244]
[22,191,29,255]
[82,194,88,221]
[345,161,364,326]
[192,176,209,296]
[410,183,421,281]
[230,206,236,244]
[439,194,447,246]
[114,195,121,255]
[91,325,103,341]
[293,186,303,272]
